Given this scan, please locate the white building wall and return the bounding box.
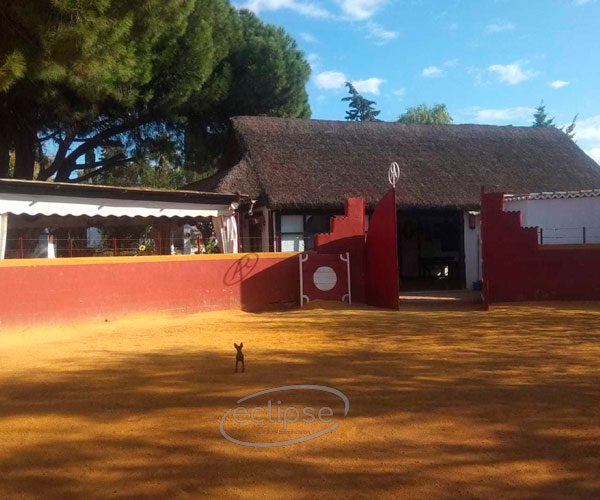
[505,196,600,244]
[463,211,482,288]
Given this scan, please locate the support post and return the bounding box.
[236,212,241,252]
[112,237,117,256]
[272,211,278,252]
[539,228,544,245]
[68,236,73,257]
[48,234,55,259]
[583,226,586,244]
[19,235,24,259]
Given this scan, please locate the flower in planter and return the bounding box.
[139,244,147,252]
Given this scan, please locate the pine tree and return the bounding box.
[184,9,311,168]
[342,82,380,122]
[0,1,312,182]
[531,101,578,141]
[562,114,578,140]
[532,101,555,127]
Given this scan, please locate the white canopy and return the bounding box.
[0,192,231,219]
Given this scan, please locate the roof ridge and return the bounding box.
[230,116,564,132]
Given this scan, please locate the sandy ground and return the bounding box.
[0,301,599,500]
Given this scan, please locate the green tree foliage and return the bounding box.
[532,101,555,127]
[0,51,26,92]
[0,2,311,184]
[563,114,578,140]
[184,10,311,168]
[1,0,199,180]
[92,160,202,189]
[342,82,380,122]
[398,104,453,124]
[532,101,577,140]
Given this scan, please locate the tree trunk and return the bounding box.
[0,138,9,178]
[13,126,36,179]
[54,161,74,182]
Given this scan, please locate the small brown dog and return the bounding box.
[234,342,244,373]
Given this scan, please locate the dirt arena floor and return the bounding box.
[1,301,599,499]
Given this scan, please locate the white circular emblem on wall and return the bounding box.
[313,266,337,291]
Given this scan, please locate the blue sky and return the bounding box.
[239,0,600,163]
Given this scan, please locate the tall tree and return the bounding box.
[0,2,310,182]
[184,9,311,169]
[398,104,453,124]
[342,82,380,122]
[531,101,578,140]
[532,101,555,127]
[1,0,201,180]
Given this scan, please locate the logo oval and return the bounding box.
[220,385,350,447]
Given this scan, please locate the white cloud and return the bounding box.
[300,32,317,42]
[464,106,534,124]
[306,53,320,70]
[239,0,330,18]
[422,66,443,78]
[336,0,385,19]
[314,70,347,89]
[488,62,538,85]
[366,21,398,43]
[587,148,600,164]
[575,0,594,5]
[574,115,600,165]
[352,77,385,94]
[574,115,600,142]
[393,88,406,98]
[486,22,515,33]
[314,71,385,94]
[550,80,570,89]
[443,58,459,67]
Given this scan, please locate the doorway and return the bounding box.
[397,210,465,291]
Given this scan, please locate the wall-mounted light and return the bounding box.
[248,199,258,216]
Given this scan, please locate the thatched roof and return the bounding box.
[187,116,600,210]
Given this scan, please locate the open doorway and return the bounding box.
[397,210,465,291]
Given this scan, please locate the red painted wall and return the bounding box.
[0,253,299,328]
[314,198,366,303]
[300,253,351,304]
[481,191,600,305]
[366,188,400,310]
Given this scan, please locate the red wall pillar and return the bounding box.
[314,197,366,303]
[366,188,399,310]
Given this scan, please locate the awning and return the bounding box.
[0,192,231,219]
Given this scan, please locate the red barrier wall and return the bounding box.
[366,188,400,309]
[314,198,366,303]
[300,253,351,305]
[481,191,600,305]
[0,253,300,328]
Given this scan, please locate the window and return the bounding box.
[280,215,305,251]
[279,214,332,251]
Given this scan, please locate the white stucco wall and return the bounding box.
[463,211,482,287]
[504,196,600,244]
